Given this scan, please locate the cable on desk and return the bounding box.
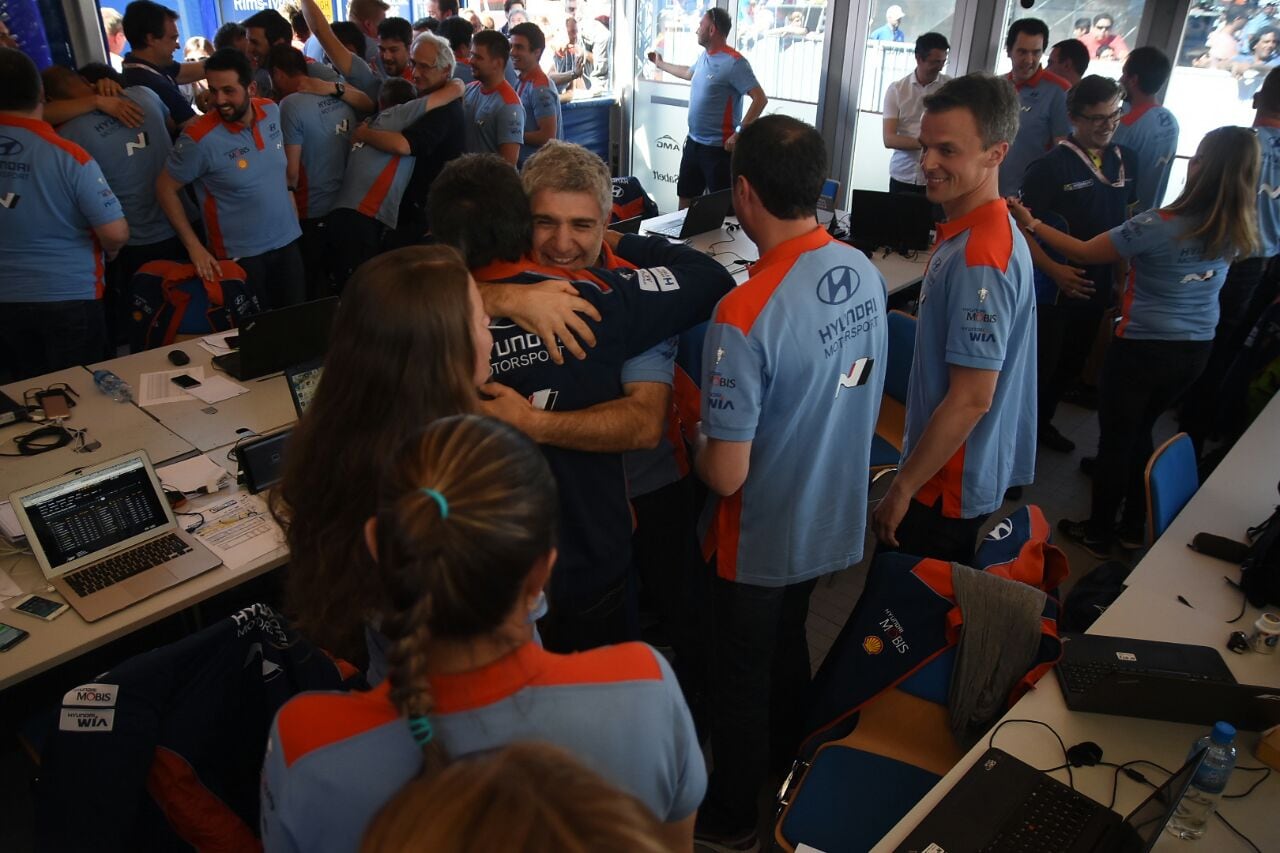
[986,718,1075,790]
[1222,765,1272,799]
[0,424,75,457]
[1216,811,1261,853]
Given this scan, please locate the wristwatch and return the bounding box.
[331,81,345,99]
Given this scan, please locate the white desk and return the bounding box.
[875,396,1280,852]
[0,368,193,496]
[639,215,929,296]
[90,341,297,452]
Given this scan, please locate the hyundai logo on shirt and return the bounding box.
[816,265,861,305]
[0,135,23,156]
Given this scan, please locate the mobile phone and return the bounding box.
[39,391,72,419]
[0,622,30,652]
[11,594,70,621]
[171,374,202,389]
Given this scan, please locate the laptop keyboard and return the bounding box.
[985,777,1097,852]
[1059,660,1233,694]
[63,534,191,597]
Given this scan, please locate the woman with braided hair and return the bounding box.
[261,415,705,853]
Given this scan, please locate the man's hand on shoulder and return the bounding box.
[482,280,602,364]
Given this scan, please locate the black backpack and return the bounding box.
[1241,484,1280,608]
[1061,560,1132,633]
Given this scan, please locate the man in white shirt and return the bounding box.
[882,32,949,194]
[102,8,126,71]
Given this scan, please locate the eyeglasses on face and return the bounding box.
[1077,109,1122,125]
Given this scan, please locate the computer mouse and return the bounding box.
[168,349,190,366]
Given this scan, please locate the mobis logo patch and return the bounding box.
[62,683,118,707]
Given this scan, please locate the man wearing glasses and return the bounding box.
[1081,13,1129,61]
[1019,75,1138,454]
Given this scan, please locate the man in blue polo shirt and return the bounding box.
[1113,47,1180,212]
[121,0,206,127]
[47,65,188,349]
[1000,17,1070,197]
[873,73,1037,564]
[156,48,304,307]
[299,0,382,107]
[695,115,887,852]
[509,22,562,166]
[649,8,768,208]
[271,45,355,298]
[243,9,339,102]
[464,30,524,164]
[0,49,128,379]
[1021,75,1138,454]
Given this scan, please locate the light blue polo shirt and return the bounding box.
[342,55,383,107]
[453,57,475,84]
[700,228,888,586]
[0,115,122,302]
[1108,210,1231,340]
[165,99,301,258]
[515,66,563,166]
[688,47,759,147]
[58,86,176,246]
[1254,123,1280,259]
[463,79,525,154]
[1112,102,1180,212]
[260,641,704,853]
[280,91,355,220]
[330,96,425,229]
[1000,67,1070,197]
[904,199,1037,519]
[621,338,682,498]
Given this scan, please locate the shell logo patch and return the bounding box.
[237,158,248,169]
[862,636,884,655]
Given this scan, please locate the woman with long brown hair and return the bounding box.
[1009,125,1262,554]
[269,245,492,667]
[261,416,704,853]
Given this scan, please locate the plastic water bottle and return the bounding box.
[92,369,134,403]
[1167,721,1237,840]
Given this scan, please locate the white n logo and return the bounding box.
[125,131,149,156]
[336,119,350,134]
[1260,183,1280,200]
[0,192,18,209]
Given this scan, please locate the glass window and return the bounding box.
[994,0,1147,80]
[732,0,828,103]
[637,0,711,85]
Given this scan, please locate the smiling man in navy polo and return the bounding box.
[121,0,206,127]
[156,48,304,306]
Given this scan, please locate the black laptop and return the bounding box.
[895,746,1205,853]
[212,298,338,381]
[1057,633,1280,730]
[611,215,644,234]
[646,189,733,239]
[848,189,935,252]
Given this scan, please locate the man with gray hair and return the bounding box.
[872,73,1038,564]
[352,30,466,246]
[101,8,126,70]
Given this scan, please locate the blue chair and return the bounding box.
[1145,432,1199,545]
[871,310,917,480]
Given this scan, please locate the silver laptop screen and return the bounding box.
[19,457,169,570]
[288,364,323,414]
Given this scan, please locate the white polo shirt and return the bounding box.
[882,70,949,186]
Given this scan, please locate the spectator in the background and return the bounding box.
[1073,18,1090,40]
[581,5,611,87]
[121,0,207,126]
[870,4,906,42]
[291,10,310,48]
[502,0,526,36]
[550,15,585,91]
[347,0,390,71]
[1080,14,1129,61]
[882,31,950,195]
[182,36,213,112]
[1246,2,1280,39]
[413,17,438,36]
[378,16,415,81]
[102,8,126,71]
[1096,44,1116,62]
[1199,10,1250,68]
[1232,29,1280,100]
[1047,38,1089,86]
[433,0,459,21]
[0,19,18,49]
[440,15,474,81]
[1114,46,1179,213]
[213,21,247,53]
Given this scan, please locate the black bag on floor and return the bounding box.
[1060,560,1131,633]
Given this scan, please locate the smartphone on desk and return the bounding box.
[11,594,69,621]
[38,391,72,420]
[0,622,30,652]
[171,374,202,389]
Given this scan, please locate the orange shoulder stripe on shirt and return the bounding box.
[1120,102,1155,127]
[1041,68,1072,91]
[709,46,744,61]
[529,642,663,688]
[937,198,1014,273]
[277,686,399,768]
[0,114,93,165]
[714,228,833,333]
[184,112,223,143]
[497,81,521,105]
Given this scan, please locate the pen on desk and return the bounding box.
[1177,595,1194,608]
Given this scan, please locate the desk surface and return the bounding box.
[641,215,929,296]
[0,368,193,497]
[875,394,1280,851]
[90,342,297,452]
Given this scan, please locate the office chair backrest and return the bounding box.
[1145,432,1199,545]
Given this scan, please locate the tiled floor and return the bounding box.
[803,399,1181,674]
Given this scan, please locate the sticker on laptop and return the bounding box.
[1115,652,1137,662]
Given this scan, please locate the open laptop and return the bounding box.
[1057,633,1280,730]
[212,297,338,381]
[644,189,733,239]
[9,451,220,622]
[848,189,935,253]
[895,746,1205,853]
[610,215,644,235]
[285,359,324,417]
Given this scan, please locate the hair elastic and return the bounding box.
[420,487,449,519]
[408,714,435,746]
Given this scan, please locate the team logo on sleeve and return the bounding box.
[834,356,874,398]
[636,266,680,292]
[977,287,989,303]
[817,266,861,305]
[0,192,18,209]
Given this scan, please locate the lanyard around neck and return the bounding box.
[1059,138,1126,189]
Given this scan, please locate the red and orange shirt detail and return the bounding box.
[904,199,1038,519]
